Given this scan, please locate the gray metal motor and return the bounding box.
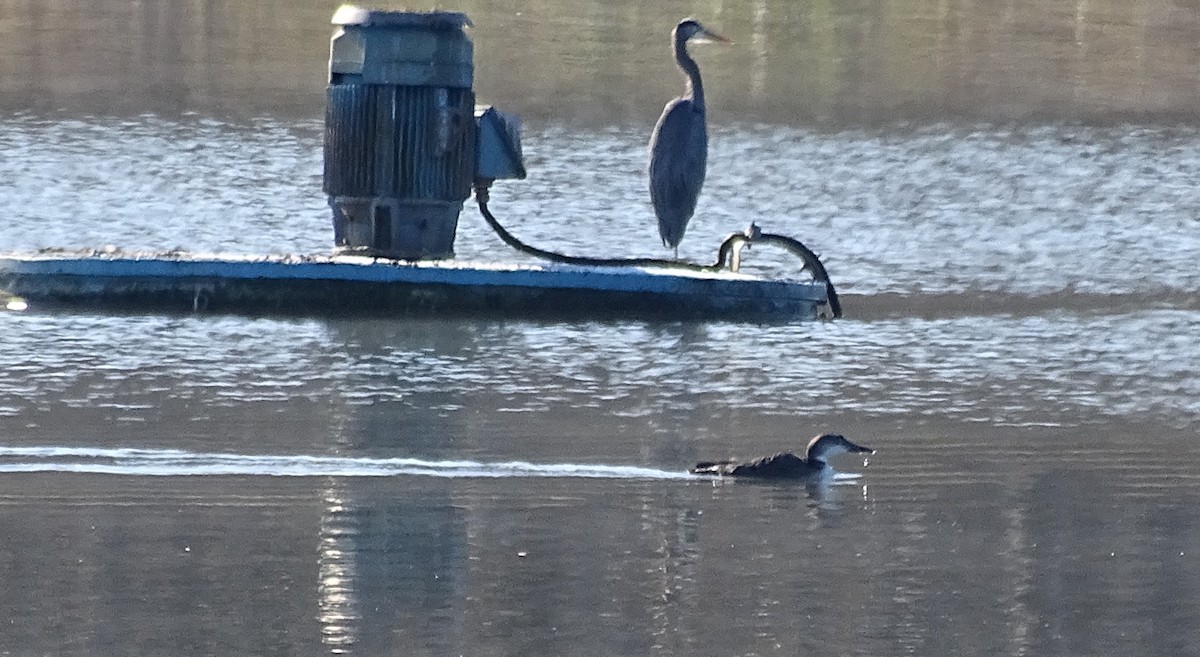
[324,7,478,260]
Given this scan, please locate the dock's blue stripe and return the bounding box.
[0,252,823,301]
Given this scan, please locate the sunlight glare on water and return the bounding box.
[4,116,1199,301]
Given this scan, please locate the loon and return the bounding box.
[690,433,874,478]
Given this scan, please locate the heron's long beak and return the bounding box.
[696,29,732,45]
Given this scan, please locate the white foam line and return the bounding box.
[0,445,695,480]
[0,445,192,459]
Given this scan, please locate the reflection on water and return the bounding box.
[3,0,1200,654]
[3,0,1200,124]
[4,463,1199,655]
[316,480,471,655]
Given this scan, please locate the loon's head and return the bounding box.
[806,433,874,464]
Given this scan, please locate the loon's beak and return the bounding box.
[848,440,874,455]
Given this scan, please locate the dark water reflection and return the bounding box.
[3,0,1200,655]
[4,0,1200,125]
[4,459,1200,655]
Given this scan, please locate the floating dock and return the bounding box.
[0,249,830,320]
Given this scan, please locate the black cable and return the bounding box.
[473,184,842,318]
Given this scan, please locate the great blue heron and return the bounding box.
[648,18,731,259]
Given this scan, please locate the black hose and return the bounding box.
[473,184,842,318]
[732,232,843,319]
[474,184,715,271]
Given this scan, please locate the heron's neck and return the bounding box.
[674,37,705,110]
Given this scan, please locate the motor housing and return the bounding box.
[324,8,475,260]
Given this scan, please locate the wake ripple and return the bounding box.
[0,445,696,480]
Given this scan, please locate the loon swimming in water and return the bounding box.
[690,433,874,478]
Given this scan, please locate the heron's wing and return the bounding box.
[648,98,708,247]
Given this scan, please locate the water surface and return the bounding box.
[2,0,1200,655]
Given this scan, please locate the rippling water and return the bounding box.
[5,115,1200,299]
[3,0,1200,655]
